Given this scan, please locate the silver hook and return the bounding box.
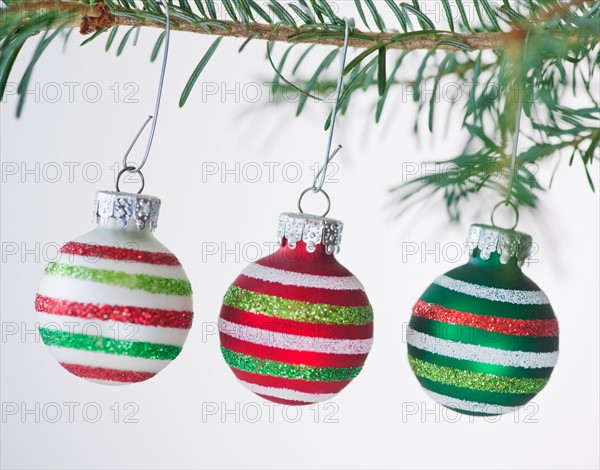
[120,0,170,183]
[492,30,530,229]
[312,18,352,193]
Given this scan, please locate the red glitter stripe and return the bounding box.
[233,274,370,307]
[220,333,369,368]
[220,305,373,339]
[231,369,351,394]
[60,242,181,265]
[413,299,559,337]
[36,295,193,329]
[60,363,155,383]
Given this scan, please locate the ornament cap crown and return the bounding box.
[277,212,343,254]
[467,223,533,267]
[94,190,161,231]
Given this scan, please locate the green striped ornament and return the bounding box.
[407,237,558,416]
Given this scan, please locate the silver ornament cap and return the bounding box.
[277,212,343,254]
[94,190,161,231]
[467,223,533,267]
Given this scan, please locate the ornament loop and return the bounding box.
[297,187,331,217]
[116,166,145,194]
[122,0,171,175]
[312,17,352,193]
[491,201,519,231]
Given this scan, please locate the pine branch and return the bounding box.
[1,0,598,221]
[108,16,505,51]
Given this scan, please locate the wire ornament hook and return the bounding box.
[312,18,351,193]
[297,18,352,217]
[491,30,530,230]
[117,0,170,191]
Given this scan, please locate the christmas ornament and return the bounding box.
[35,190,194,384]
[33,1,191,385]
[407,224,558,415]
[218,212,373,404]
[217,19,371,405]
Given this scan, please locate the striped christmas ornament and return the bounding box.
[35,191,193,385]
[407,224,558,416]
[219,212,373,405]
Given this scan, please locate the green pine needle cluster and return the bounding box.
[1,0,598,220]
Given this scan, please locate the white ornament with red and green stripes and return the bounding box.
[35,191,193,385]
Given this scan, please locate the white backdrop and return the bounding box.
[1,9,599,469]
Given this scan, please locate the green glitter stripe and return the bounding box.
[407,345,554,379]
[39,328,181,360]
[409,356,548,394]
[221,346,362,381]
[44,262,192,296]
[409,316,559,353]
[223,285,373,325]
[417,377,538,407]
[421,284,555,320]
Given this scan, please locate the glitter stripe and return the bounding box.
[219,318,373,355]
[406,327,558,369]
[234,275,370,307]
[232,369,352,394]
[408,356,549,394]
[40,328,182,360]
[409,316,559,352]
[35,295,193,329]
[47,346,171,372]
[237,380,336,403]
[60,363,156,383]
[39,276,193,312]
[417,376,537,407]
[220,334,368,368]
[44,262,192,296]
[424,390,521,415]
[222,285,373,326]
[221,346,362,381]
[407,345,553,379]
[38,313,189,347]
[413,300,558,337]
[434,275,549,305]
[220,305,374,340]
[241,263,364,291]
[421,286,555,320]
[57,253,189,280]
[60,242,181,265]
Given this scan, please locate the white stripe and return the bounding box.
[37,312,190,347]
[406,326,558,368]
[85,378,130,386]
[219,318,372,354]
[238,380,336,403]
[38,275,193,311]
[56,253,189,280]
[46,346,172,373]
[434,275,550,305]
[241,263,364,291]
[424,390,521,415]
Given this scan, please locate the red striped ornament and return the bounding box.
[35,191,194,385]
[219,213,374,405]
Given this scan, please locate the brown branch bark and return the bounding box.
[13,1,509,51]
[110,17,507,51]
